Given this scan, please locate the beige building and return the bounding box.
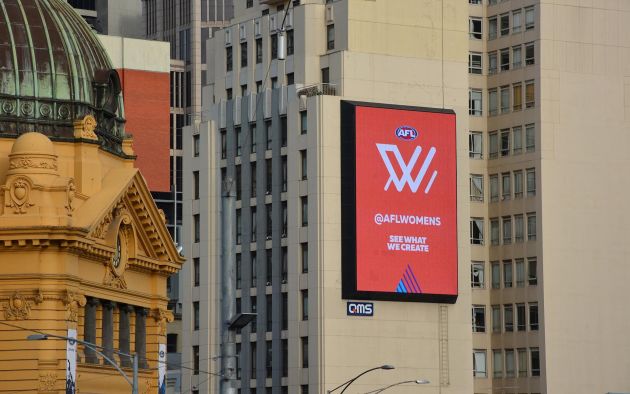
[179,0,630,393]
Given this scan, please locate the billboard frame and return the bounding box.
[340,100,458,304]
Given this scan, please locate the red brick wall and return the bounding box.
[118,69,170,192]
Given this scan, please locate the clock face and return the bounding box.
[112,235,122,268]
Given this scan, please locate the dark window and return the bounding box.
[301,337,309,367]
[236,254,242,289]
[193,214,200,243]
[287,73,295,85]
[251,163,257,198]
[266,203,272,239]
[226,88,232,100]
[256,38,263,63]
[246,0,253,8]
[300,150,307,180]
[194,258,200,286]
[193,171,199,200]
[236,165,242,201]
[326,24,335,50]
[300,111,307,134]
[282,339,288,377]
[301,243,308,273]
[226,46,233,71]
[250,123,257,153]
[166,333,177,353]
[265,120,272,150]
[266,249,272,286]
[266,295,273,331]
[193,301,199,330]
[282,156,287,192]
[301,197,308,226]
[287,29,294,55]
[271,34,278,60]
[321,67,330,84]
[266,159,272,194]
[193,134,200,156]
[282,201,288,237]
[282,293,288,330]
[220,129,227,159]
[281,116,287,147]
[241,42,248,67]
[193,346,199,374]
[301,290,308,320]
[265,340,272,377]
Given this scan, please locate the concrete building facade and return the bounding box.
[178,0,630,393]
[183,0,472,393]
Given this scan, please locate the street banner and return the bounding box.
[66,328,77,394]
[158,343,167,394]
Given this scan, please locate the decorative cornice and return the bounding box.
[151,308,174,336]
[62,290,87,322]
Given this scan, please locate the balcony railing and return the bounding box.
[296,83,337,97]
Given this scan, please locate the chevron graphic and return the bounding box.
[395,264,422,294]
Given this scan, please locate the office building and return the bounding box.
[180,0,630,393]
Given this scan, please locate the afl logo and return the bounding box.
[395,126,418,141]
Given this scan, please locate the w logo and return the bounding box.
[376,143,438,193]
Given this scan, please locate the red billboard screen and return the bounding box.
[341,101,457,303]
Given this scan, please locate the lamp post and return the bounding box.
[27,333,138,394]
[364,379,430,393]
[327,365,395,394]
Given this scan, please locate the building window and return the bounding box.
[516,303,526,331]
[301,197,308,226]
[501,172,511,199]
[300,111,308,134]
[226,88,232,100]
[491,262,500,289]
[167,333,177,353]
[525,123,535,152]
[282,201,288,237]
[488,88,498,116]
[194,258,200,287]
[321,67,330,84]
[236,208,242,244]
[500,48,509,71]
[241,42,248,67]
[469,131,483,158]
[282,293,288,330]
[266,295,272,330]
[526,168,536,196]
[525,6,535,30]
[282,156,288,192]
[250,207,257,242]
[251,163,257,198]
[514,172,523,199]
[193,171,200,200]
[500,86,510,114]
[513,45,522,69]
[472,305,486,332]
[250,342,257,378]
[469,89,482,116]
[529,303,539,330]
[513,126,523,153]
[488,17,497,40]
[236,254,242,289]
[469,0,481,4]
[471,261,485,288]
[193,346,199,375]
[301,243,309,273]
[300,150,307,180]
[470,17,482,39]
[326,24,335,50]
[193,134,200,156]
[470,218,484,245]
[287,29,294,55]
[505,349,515,377]
[266,203,272,239]
[493,349,503,378]
[490,218,499,246]
[531,348,540,376]
[502,216,512,244]
[301,290,308,320]
[251,296,257,333]
[503,260,513,288]
[500,130,510,157]
[226,46,233,72]
[250,124,257,154]
[504,304,514,332]
[488,51,497,74]
[248,37,259,65]
[265,120,272,150]
[236,127,242,156]
[525,42,535,65]
[193,214,200,243]
[470,174,484,202]
[473,350,487,377]
[287,72,295,85]
[251,252,257,287]
[271,33,278,60]
[265,340,272,377]
[469,52,482,74]
[220,129,227,159]
[489,174,499,202]
[281,247,288,282]
[528,258,537,285]
[265,159,272,195]
[513,9,522,33]
[492,305,501,332]
[525,80,535,108]
[500,13,509,35]
[527,213,536,241]
[301,336,309,368]
[193,301,200,330]
[512,216,523,244]
[518,348,528,377]
[246,0,253,8]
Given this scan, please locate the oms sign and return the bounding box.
[341,101,458,303]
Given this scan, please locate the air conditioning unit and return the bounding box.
[225,28,232,45]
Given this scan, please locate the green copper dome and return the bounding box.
[0,0,128,156]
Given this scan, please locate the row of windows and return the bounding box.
[469,6,535,40]
[470,168,536,203]
[470,43,535,75]
[470,213,536,245]
[472,302,539,333]
[471,257,537,289]
[232,243,309,290]
[469,81,535,117]
[473,348,541,379]
[469,125,535,159]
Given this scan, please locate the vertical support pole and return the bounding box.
[221,178,237,394]
[132,353,139,394]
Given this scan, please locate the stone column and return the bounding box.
[135,307,147,368]
[102,301,115,361]
[84,298,99,364]
[119,305,132,367]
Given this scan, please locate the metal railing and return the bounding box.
[296,83,337,97]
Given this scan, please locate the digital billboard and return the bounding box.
[341,101,458,303]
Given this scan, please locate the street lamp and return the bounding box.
[327,365,395,394]
[27,333,139,394]
[364,379,430,393]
